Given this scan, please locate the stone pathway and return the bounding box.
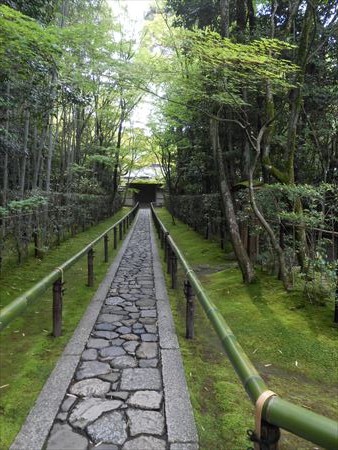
[39,209,197,450]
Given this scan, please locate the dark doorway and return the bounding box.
[131,183,157,205]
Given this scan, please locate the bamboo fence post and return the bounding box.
[87,248,94,287]
[163,232,169,262]
[184,279,195,339]
[259,420,281,450]
[167,244,172,274]
[114,226,117,249]
[119,222,123,240]
[52,278,63,337]
[171,253,177,289]
[104,234,109,262]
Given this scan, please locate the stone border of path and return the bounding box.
[149,220,199,450]
[10,212,140,450]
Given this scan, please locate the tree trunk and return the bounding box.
[2,82,10,206]
[46,71,57,192]
[249,127,291,290]
[32,125,47,190]
[219,0,230,38]
[210,118,256,283]
[20,108,30,198]
[236,0,246,32]
[45,117,54,192]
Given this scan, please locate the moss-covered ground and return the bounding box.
[0,208,130,448]
[155,208,338,450]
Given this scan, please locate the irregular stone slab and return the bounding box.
[127,391,162,410]
[145,324,157,333]
[61,395,77,412]
[110,338,125,346]
[122,436,166,450]
[105,296,124,306]
[99,372,120,383]
[87,338,110,349]
[136,342,157,359]
[82,348,98,361]
[139,318,157,325]
[116,326,132,334]
[110,356,137,369]
[69,398,122,429]
[100,346,126,358]
[76,361,111,381]
[141,333,158,342]
[139,358,158,368]
[95,323,116,331]
[46,423,88,450]
[123,341,139,354]
[120,368,162,391]
[105,306,124,313]
[133,327,146,335]
[124,306,138,313]
[87,411,127,445]
[129,312,140,319]
[141,310,157,318]
[122,319,136,326]
[120,294,135,301]
[142,289,154,295]
[92,331,119,340]
[122,334,139,341]
[108,391,129,401]
[133,322,144,330]
[98,314,126,323]
[127,410,164,436]
[70,379,110,397]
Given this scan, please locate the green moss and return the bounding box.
[156,208,338,450]
[0,208,130,448]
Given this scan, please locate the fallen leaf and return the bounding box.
[22,333,25,337]
[252,348,258,354]
[0,384,9,389]
[264,364,272,367]
[295,361,299,367]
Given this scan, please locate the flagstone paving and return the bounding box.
[40,209,198,450]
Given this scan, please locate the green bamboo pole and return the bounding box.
[0,203,139,331]
[150,204,338,450]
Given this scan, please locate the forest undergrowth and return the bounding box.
[156,208,338,450]
[0,207,129,448]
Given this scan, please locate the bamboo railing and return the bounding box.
[151,204,338,450]
[0,203,139,335]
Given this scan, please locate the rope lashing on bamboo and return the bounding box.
[55,267,64,283]
[254,390,278,450]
